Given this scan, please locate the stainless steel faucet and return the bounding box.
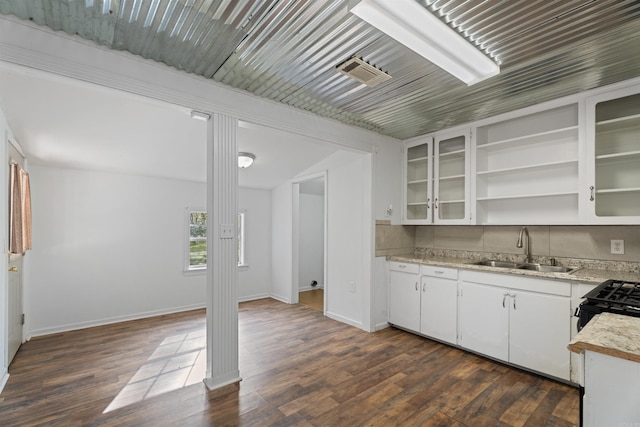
[516,226,532,264]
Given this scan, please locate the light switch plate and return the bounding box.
[220,224,235,239]
[611,239,624,255]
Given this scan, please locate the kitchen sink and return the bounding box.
[515,263,580,274]
[470,259,519,269]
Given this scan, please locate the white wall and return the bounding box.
[270,183,293,303]
[25,165,272,336]
[238,188,272,301]
[0,106,10,391]
[25,165,207,335]
[299,193,324,291]
[283,150,373,330]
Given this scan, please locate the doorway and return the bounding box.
[292,173,327,313]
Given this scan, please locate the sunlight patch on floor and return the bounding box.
[103,329,206,413]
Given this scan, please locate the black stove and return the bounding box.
[576,279,640,331]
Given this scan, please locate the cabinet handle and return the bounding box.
[398,264,406,269]
[434,198,439,209]
[512,294,517,310]
[415,282,418,291]
[434,270,444,274]
[422,283,426,292]
[426,198,431,209]
[589,186,595,202]
[502,293,507,308]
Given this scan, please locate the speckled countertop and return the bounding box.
[387,249,640,284]
[568,313,640,363]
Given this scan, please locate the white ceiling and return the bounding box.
[0,65,341,189]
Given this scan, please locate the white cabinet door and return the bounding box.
[585,86,640,223]
[509,290,571,380]
[403,138,433,224]
[420,276,457,344]
[434,129,471,224]
[388,270,420,332]
[458,282,509,362]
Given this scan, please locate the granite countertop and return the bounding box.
[568,312,640,363]
[387,253,640,284]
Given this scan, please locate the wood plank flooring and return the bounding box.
[0,299,579,426]
[298,289,324,311]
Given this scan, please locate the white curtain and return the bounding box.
[9,163,32,254]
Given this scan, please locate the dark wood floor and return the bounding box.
[0,299,579,426]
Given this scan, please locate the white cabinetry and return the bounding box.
[404,138,433,223]
[583,351,640,427]
[402,130,471,224]
[474,104,580,224]
[420,265,458,345]
[459,271,571,380]
[458,281,509,361]
[434,129,471,224]
[585,87,640,223]
[388,262,420,331]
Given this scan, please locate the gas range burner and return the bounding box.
[583,279,640,308]
[576,279,640,331]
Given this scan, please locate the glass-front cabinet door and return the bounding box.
[586,88,640,223]
[403,138,433,224]
[434,129,471,224]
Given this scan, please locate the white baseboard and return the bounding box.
[326,311,363,330]
[0,370,9,394]
[29,303,206,337]
[269,294,291,304]
[298,285,324,292]
[374,321,390,331]
[238,293,270,303]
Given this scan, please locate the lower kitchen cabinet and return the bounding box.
[458,282,509,361]
[388,262,420,332]
[420,266,458,345]
[509,289,570,379]
[459,271,571,381]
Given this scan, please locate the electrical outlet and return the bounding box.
[349,281,356,293]
[611,239,625,255]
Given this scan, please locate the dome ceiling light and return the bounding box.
[238,152,255,168]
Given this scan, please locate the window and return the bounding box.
[185,209,246,271]
[187,210,207,271]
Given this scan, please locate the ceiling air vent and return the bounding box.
[336,57,391,87]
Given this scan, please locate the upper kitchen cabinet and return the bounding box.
[435,129,471,224]
[474,104,580,225]
[403,138,433,223]
[585,88,640,224]
[402,130,472,225]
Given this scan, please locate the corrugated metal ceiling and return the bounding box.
[1,0,640,139]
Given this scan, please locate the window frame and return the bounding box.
[237,211,247,268]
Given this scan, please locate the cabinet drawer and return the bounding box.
[421,265,458,280]
[389,261,419,274]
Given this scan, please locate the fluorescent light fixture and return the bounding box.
[238,152,255,168]
[348,0,500,85]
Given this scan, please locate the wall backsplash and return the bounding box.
[377,223,640,263]
[375,221,414,257]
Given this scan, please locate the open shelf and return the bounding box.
[477,160,578,177]
[476,126,578,151]
[477,191,579,201]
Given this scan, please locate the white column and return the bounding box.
[203,112,241,390]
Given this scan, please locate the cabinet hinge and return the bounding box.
[21,313,25,325]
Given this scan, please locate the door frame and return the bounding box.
[291,171,327,312]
